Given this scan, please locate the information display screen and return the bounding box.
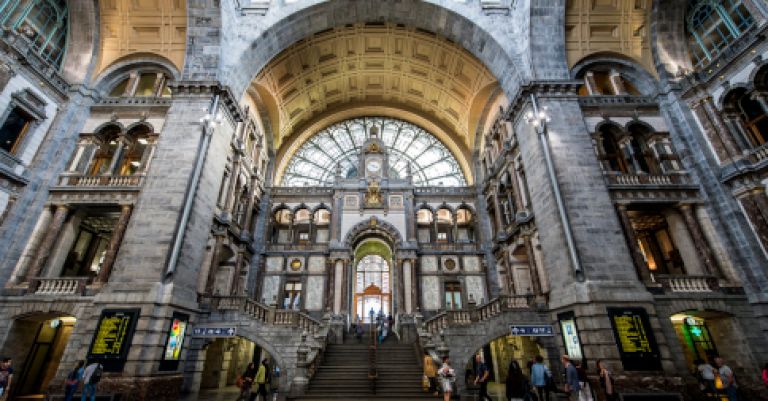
[159,312,189,371]
[87,309,140,371]
[607,307,662,371]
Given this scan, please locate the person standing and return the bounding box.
[715,356,738,401]
[597,359,617,401]
[762,363,768,387]
[531,356,551,401]
[80,361,102,401]
[473,354,492,401]
[562,355,581,401]
[438,357,455,401]
[64,360,85,401]
[575,360,593,401]
[250,359,269,401]
[505,360,527,401]
[423,351,438,397]
[695,359,717,399]
[237,362,257,401]
[0,358,13,400]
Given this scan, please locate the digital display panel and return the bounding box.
[159,312,189,371]
[87,309,140,372]
[607,307,662,371]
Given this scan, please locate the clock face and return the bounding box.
[366,159,382,174]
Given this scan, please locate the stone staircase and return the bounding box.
[291,331,434,400]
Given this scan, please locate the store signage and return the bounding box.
[607,307,662,371]
[192,326,237,337]
[160,312,189,371]
[509,324,554,336]
[87,309,140,372]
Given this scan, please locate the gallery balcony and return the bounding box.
[604,172,700,202]
[55,173,146,188]
[27,277,90,296]
[646,275,744,296]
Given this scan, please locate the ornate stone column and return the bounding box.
[223,156,242,219]
[230,247,246,296]
[722,112,753,151]
[735,187,768,253]
[677,204,720,277]
[490,184,504,236]
[26,204,69,281]
[689,97,740,161]
[615,204,652,282]
[204,234,225,295]
[97,204,133,283]
[702,97,743,158]
[507,164,524,212]
[500,249,514,294]
[609,69,627,95]
[333,259,344,314]
[11,207,53,284]
[105,135,129,175]
[522,234,543,296]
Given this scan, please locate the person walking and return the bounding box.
[597,359,617,401]
[762,363,768,387]
[715,356,738,401]
[80,361,103,401]
[531,356,551,401]
[237,362,257,401]
[64,360,85,401]
[423,351,438,397]
[438,357,455,401]
[0,358,13,400]
[505,360,528,401]
[695,359,717,399]
[250,359,269,401]
[473,354,492,401]
[575,360,593,401]
[562,355,581,401]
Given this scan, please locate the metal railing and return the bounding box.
[28,277,88,296]
[368,318,378,394]
[424,295,534,334]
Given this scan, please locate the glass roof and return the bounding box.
[281,117,467,187]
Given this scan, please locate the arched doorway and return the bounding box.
[352,239,394,323]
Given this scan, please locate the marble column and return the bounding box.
[736,189,768,253]
[204,235,224,295]
[702,97,743,158]
[333,259,343,314]
[615,204,652,282]
[678,204,720,277]
[223,156,242,219]
[97,204,133,283]
[105,136,128,175]
[721,112,752,152]
[26,204,69,281]
[507,164,524,212]
[522,234,543,296]
[490,186,504,236]
[12,207,53,284]
[689,99,737,161]
[403,259,413,313]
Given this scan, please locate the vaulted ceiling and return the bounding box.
[97,0,187,75]
[565,0,653,73]
[252,23,501,155]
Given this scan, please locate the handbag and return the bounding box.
[714,373,725,390]
[422,375,430,391]
[236,375,244,389]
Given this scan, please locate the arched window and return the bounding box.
[108,71,172,98]
[294,208,311,244]
[456,208,475,242]
[0,0,68,68]
[416,208,433,243]
[436,208,453,243]
[687,0,754,69]
[579,70,642,96]
[118,126,151,175]
[723,88,768,148]
[597,124,630,174]
[282,117,466,187]
[272,208,292,244]
[88,126,121,176]
[313,208,331,243]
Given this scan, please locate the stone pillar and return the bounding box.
[736,188,768,253]
[615,204,652,282]
[507,164,524,212]
[583,72,598,95]
[243,174,258,233]
[677,204,720,277]
[204,235,224,295]
[139,138,158,173]
[330,193,343,242]
[67,142,87,172]
[490,185,504,236]
[223,156,242,219]
[333,259,343,314]
[11,207,53,284]
[404,192,416,242]
[618,136,643,173]
[403,259,413,313]
[500,249,514,294]
[609,69,627,95]
[751,91,768,116]
[105,136,128,175]
[522,234,543,296]
[230,247,246,295]
[721,112,752,152]
[702,97,743,158]
[25,204,69,281]
[96,204,133,283]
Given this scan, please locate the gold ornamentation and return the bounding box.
[370,216,378,227]
[290,259,302,271]
[365,180,382,207]
[367,142,381,153]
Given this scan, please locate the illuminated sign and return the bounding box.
[160,312,189,371]
[509,324,554,336]
[87,309,140,372]
[559,318,583,361]
[607,307,661,371]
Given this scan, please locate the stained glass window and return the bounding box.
[281,117,467,187]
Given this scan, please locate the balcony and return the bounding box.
[606,173,692,187]
[56,174,146,188]
[27,277,89,296]
[646,275,746,296]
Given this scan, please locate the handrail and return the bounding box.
[368,317,378,394]
[205,295,323,333]
[423,295,534,334]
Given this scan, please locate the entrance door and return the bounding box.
[353,255,391,323]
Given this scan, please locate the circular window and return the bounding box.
[290,259,302,271]
[444,259,457,271]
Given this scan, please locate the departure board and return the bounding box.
[87,309,139,371]
[607,307,662,371]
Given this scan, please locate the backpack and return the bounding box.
[89,364,103,384]
[66,369,79,386]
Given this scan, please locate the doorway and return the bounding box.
[351,239,394,323]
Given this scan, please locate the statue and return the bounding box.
[365,179,382,207]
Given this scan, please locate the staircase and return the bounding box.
[291,331,434,400]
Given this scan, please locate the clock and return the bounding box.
[366,159,382,174]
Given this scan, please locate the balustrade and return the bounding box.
[209,296,322,333]
[29,277,88,296]
[58,174,146,188]
[655,275,719,293]
[423,295,533,334]
[606,173,690,186]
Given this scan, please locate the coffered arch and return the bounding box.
[253,23,501,154]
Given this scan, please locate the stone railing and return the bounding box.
[267,243,329,252]
[578,95,656,107]
[424,295,533,334]
[97,97,173,107]
[208,296,323,334]
[418,243,478,252]
[748,142,768,165]
[654,275,719,293]
[28,277,88,296]
[57,174,146,188]
[606,173,690,186]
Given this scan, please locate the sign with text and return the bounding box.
[509,324,554,336]
[559,317,583,361]
[607,307,662,371]
[87,308,140,372]
[192,326,237,337]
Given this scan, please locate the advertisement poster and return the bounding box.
[559,318,583,361]
[160,312,189,371]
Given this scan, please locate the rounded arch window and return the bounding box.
[436,209,453,225]
[457,209,473,225]
[314,209,331,225]
[282,117,466,187]
[687,0,754,69]
[274,209,292,225]
[108,70,172,98]
[417,209,434,225]
[0,0,68,68]
[294,209,311,224]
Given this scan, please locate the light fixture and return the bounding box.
[50,318,61,328]
[137,138,148,145]
[130,161,141,167]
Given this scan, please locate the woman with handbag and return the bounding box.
[423,351,438,396]
[236,362,257,401]
[438,357,455,401]
[63,360,85,401]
